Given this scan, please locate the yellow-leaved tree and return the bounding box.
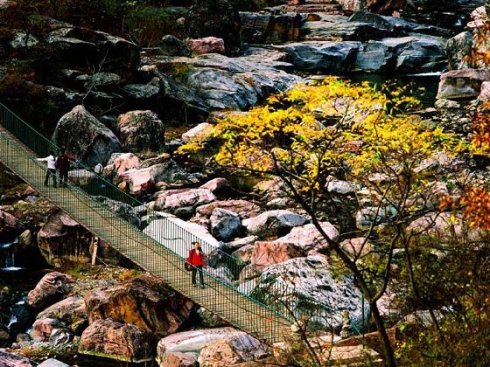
[180,77,461,367]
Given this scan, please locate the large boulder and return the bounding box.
[186,0,242,56]
[274,222,339,252]
[52,105,121,166]
[103,153,141,178]
[27,272,74,310]
[251,241,305,271]
[155,188,217,211]
[37,359,70,367]
[84,275,193,335]
[252,255,367,330]
[117,110,165,152]
[36,210,93,267]
[148,51,299,113]
[0,351,33,367]
[242,210,308,236]
[187,37,226,55]
[437,68,490,100]
[156,328,248,355]
[209,208,242,241]
[356,35,446,73]
[181,122,214,143]
[445,31,473,70]
[276,41,360,74]
[121,160,201,193]
[199,178,230,195]
[79,319,158,362]
[198,333,270,366]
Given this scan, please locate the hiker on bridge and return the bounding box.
[187,241,207,289]
[56,150,74,187]
[37,151,57,188]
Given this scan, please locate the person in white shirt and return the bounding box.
[37,151,57,188]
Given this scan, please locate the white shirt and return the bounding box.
[37,155,57,170]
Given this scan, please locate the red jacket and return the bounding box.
[187,249,206,267]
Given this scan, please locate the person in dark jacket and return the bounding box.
[186,242,206,288]
[56,150,71,187]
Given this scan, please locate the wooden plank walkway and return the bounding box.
[0,129,290,344]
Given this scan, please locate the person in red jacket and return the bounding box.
[187,242,206,288]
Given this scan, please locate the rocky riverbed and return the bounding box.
[1,0,490,366]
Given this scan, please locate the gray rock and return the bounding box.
[210,208,242,241]
[155,188,216,211]
[225,236,258,251]
[49,328,71,346]
[445,31,473,70]
[52,105,121,166]
[117,110,165,152]
[326,179,358,194]
[252,255,368,331]
[158,35,191,57]
[92,196,141,227]
[349,11,449,37]
[37,358,70,367]
[142,51,300,113]
[356,206,397,229]
[80,72,121,90]
[10,31,38,49]
[156,328,248,355]
[437,68,490,100]
[181,123,214,143]
[275,41,361,74]
[122,80,161,100]
[274,222,339,252]
[242,210,308,236]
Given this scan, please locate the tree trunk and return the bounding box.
[369,300,396,367]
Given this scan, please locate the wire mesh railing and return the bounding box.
[0,101,366,342]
